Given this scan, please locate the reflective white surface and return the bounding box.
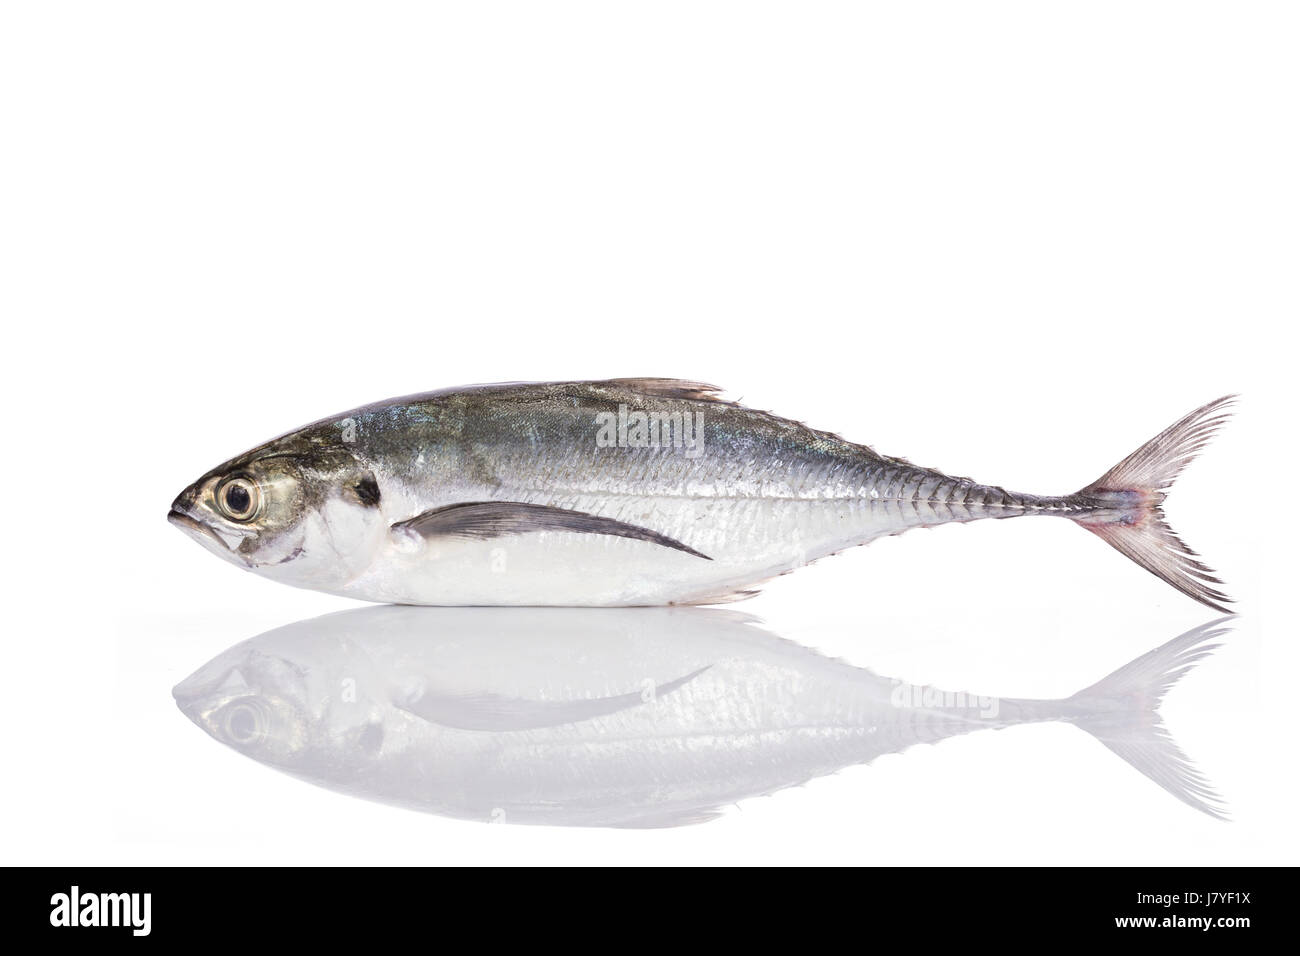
[99,589,1271,865]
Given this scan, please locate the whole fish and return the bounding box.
[168,380,1234,608]
[173,606,1229,827]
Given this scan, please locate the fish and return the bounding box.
[172,606,1231,827]
[168,380,1235,608]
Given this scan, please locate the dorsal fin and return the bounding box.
[599,378,731,403]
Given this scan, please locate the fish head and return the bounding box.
[172,647,314,769]
[174,640,392,778]
[169,427,388,590]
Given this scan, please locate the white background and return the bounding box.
[2,2,1294,865]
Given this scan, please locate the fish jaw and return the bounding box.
[167,503,254,570]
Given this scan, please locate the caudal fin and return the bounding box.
[1066,618,1230,820]
[1071,395,1236,613]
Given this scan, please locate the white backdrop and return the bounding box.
[2,2,1293,865]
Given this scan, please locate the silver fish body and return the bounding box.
[169,380,1234,608]
[173,606,1228,827]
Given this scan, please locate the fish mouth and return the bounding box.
[171,683,205,721]
[168,508,222,545]
[169,508,252,567]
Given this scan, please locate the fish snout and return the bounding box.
[172,659,254,725]
[169,481,198,531]
[168,480,203,521]
[172,667,220,718]
[171,671,205,708]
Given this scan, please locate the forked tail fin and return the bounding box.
[1066,618,1231,820]
[1072,396,1236,612]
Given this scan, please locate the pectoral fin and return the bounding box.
[390,501,711,560]
[395,665,712,731]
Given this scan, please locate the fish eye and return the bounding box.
[222,702,264,744]
[216,477,260,522]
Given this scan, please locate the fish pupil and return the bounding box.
[228,706,257,741]
[225,484,251,514]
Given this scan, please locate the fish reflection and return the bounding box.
[174,608,1229,827]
